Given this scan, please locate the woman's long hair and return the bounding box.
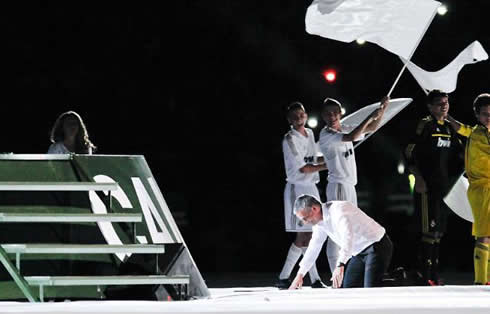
[49,111,96,154]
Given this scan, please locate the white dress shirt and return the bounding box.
[298,201,385,276]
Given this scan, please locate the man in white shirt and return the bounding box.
[319,97,389,206]
[289,194,393,289]
[278,102,328,289]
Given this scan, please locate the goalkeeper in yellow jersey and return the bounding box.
[447,93,490,285]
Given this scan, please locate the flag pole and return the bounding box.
[354,5,439,149]
[387,5,440,97]
[392,59,429,96]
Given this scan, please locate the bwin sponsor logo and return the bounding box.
[304,156,315,163]
[344,148,353,158]
[437,137,451,148]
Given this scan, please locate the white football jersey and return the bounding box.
[319,125,363,186]
[282,127,320,185]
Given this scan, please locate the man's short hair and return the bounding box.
[321,97,342,113]
[427,89,448,105]
[293,194,322,215]
[473,93,490,115]
[286,101,305,114]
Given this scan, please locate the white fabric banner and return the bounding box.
[403,41,489,93]
[339,98,413,148]
[443,174,474,222]
[305,0,441,59]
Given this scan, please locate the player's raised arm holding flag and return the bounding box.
[318,96,389,208]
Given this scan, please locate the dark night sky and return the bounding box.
[2,1,490,274]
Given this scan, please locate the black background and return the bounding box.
[2,1,489,276]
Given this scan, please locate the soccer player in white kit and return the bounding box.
[319,97,389,206]
[277,102,327,289]
[318,97,389,271]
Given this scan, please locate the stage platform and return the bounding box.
[0,276,488,314]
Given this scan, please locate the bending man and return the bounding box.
[289,194,392,289]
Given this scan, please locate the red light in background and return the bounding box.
[323,69,337,83]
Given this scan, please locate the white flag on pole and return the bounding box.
[305,0,441,59]
[403,41,489,93]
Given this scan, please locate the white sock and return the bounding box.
[301,247,321,283]
[279,243,302,280]
[326,239,340,274]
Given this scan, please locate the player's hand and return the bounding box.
[331,265,344,288]
[369,108,383,121]
[380,96,390,110]
[371,96,390,121]
[288,274,304,290]
[415,176,427,193]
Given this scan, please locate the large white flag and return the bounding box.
[403,41,489,93]
[305,0,441,59]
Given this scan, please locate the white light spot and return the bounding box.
[307,117,318,128]
[437,4,448,15]
[397,160,405,174]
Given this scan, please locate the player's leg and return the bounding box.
[485,237,490,284]
[468,185,490,284]
[277,242,302,288]
[417,189,443,285]
[430,184,450,285]
[474,239,489,285]
[278,241,302,276]
[294,232,323,287]
[277,183,303,288]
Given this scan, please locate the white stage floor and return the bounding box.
[0,285,489,314]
